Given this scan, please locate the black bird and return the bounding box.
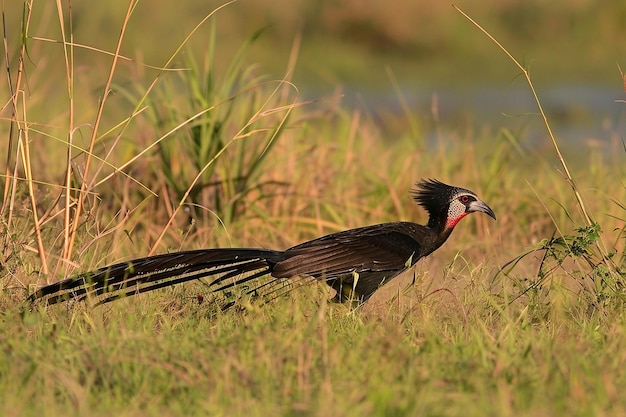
[28,179,495,307]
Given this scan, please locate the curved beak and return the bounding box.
[468,199,496,221]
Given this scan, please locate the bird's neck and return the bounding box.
[427,212,459,250]
[445,212,469,230]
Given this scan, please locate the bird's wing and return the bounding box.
[272,222,430,279]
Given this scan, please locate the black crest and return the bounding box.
[411,179,467,216]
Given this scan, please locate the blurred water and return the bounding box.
[343,85,626,151]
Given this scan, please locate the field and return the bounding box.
[2,1,626,416]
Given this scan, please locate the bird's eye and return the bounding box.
[459,195,471,204]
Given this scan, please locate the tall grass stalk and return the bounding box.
[454,4,622,303]
[452,5,595,227]
[64,1,237,264]
[2,1,50,275]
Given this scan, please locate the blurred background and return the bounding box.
[3,0,626,151]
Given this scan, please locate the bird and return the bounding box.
[27,179,496,308]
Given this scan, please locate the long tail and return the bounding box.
[27,248,286,306]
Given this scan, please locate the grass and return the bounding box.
[7,285,626,416]
[2,1,626,416]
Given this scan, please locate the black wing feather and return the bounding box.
[273,222,431,278]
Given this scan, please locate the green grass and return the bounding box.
[2,1,626,416]
[6,287,626,416]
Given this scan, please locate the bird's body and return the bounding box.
[28,179,496,307]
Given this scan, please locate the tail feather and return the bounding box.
[206,260,274,291]
[28,248,285,306]
[217,275,315,312]
[94,267,274,306]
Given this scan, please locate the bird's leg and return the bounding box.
[328,272,364,305]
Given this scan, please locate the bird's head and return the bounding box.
[411,179,496,232]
